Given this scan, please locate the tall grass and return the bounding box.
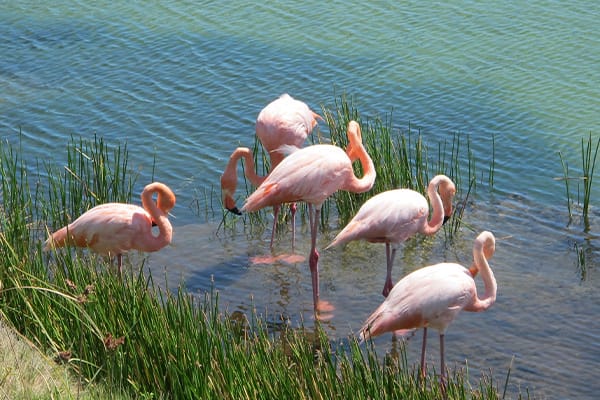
[557,133,599,229]
[219,94,491,243]
[0,133,512,399]
[321,95,484,239]
[581,133,599,229]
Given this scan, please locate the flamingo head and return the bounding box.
[220,173,242,215]
[345,120,363,162]
[439,177,456,224]
[156,189,176,214]
[480,231,496,260]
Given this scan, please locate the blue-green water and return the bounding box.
[2,1,600,398]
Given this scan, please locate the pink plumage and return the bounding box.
[221,94,321,249]
[327,175,456,297]
[44,182,176,273]
[241,121,376,315]
[360,231,497,386]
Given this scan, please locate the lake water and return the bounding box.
[2,1,600,398]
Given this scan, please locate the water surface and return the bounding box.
[2,1,600,398]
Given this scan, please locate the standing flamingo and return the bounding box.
[44,182,176,274]
[326,175,456,297]
[221,93,321,249]
[241,120,376,314]
[360,231,497,390]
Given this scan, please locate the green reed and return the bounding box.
[41,135,137,232]
[558,133,599,229]
[321,95,485,242]
[581,132,599,229]
[220,94,493,244]
[0,135,513,399]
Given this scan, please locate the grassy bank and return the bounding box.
[0,104,516,399]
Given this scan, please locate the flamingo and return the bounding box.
[220,93,321,249]
[326,175,456,297]
[44,182,176,274]
[360,231,497,390]
[241,120,376,314]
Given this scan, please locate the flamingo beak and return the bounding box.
[224,193,242,215]
[442,215,451,225]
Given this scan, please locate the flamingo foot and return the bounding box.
[314,299,335,321]
[276,253,305,264]
[250,253,306,265]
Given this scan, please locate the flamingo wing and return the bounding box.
[329,189,429,246]
[62,204,153,255]
[242,145,350,211]
[361,263,475,339]
[256,94,317,152]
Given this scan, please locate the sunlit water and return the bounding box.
[2,1,600,398]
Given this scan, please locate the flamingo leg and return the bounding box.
[440,333,447,398]
[290,202,297,251]
[420,327,428,378]
[308,204,321,312]
[382,244,396,297]
[270,204,281,249]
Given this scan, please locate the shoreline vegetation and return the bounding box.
[2,96,538,399]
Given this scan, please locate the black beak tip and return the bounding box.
[228,206,242,216]
[442,215,451,225]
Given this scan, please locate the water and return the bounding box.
[2,1,600,398]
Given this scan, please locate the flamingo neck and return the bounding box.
[223,147,264,187]
[421,177,445,236]
[470,234,497,311]
[343,122,376,193]
[220,147,265,212]
[141,183,175,251]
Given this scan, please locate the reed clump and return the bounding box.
[0,134,512,399]
[222,93,490,242]
[322,94,485,239]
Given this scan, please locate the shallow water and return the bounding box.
[2,1,600,398]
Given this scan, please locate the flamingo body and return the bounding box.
[256,93,320,168]
[328,189,429,245]
[327,175,456,297]
[221,94,320,249]
[242,121,376,314]
[361,262,477,338]
[242,144,355,212]
[360,231,497,386]
[44,182,176,272]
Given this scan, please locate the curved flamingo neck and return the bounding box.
[223,147,264,187]
[343,121,376,193]
[141,182,175,251]
[421,176,446,236]
[469,232,497,311]
[220,147,265,212]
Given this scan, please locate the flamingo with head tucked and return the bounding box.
[327,175,456,297]
[360,231,497,390]
[241,120,376,315]
[220,94,321,249]
[44,182,176,274]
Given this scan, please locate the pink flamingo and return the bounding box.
[44,182,176,274]
[326,175,456,297]
[360,231,497,389]
[221,93,321,248]
[241,120,376,314]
